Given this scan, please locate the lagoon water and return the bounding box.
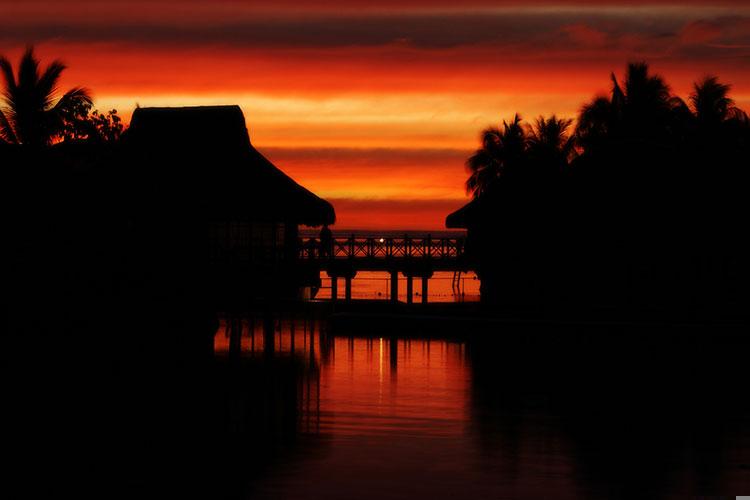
[316,270,480,302]
[214,315,750,499]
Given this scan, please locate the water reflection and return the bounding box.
[315,270,481,302]
[215,316,469,440]
[213,314,750,499]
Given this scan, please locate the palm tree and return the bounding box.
[0,46,91,145]
[690,76,736,126]
[576,62,678,150]
[465,114,525,197]
[526,115,575,175]
[576,95,616,153]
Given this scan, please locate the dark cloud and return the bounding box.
[2,10,748,57]
[3,0,749,10]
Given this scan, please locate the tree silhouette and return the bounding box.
[457,61,750,314]
[59,103,125,143]
[465,114,525,197]
[691,76,736,126]
[526,115,575,178]
[0,46,92,145]
[689,76,750,149]
[576,62,683,152]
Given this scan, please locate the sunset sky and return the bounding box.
[3,1,750,229]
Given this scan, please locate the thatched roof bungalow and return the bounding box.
[124,105,335,300]
[126,105,334,226]
[445,198,477,229]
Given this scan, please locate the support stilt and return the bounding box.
[331,276,338,301]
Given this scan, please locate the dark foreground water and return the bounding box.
[9,311,748,498]
[209,314,750,500]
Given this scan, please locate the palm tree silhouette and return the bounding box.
[690,76,750,136]
[465,114,525,197]
[691,76,735,125]
[526,115,575,177]
[576,62,682,150]
[0,47,92,145]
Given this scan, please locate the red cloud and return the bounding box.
[561,24,608,47]
[679,20,722,45]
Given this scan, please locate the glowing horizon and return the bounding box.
[2,1,749,229]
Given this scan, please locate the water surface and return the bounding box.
[214,315,750,499]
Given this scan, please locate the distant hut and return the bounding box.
[446,197,483,261]
[445,198,477,231]
[124,105,335,302]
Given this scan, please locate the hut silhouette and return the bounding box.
[445,198,477,230]
[124,105,335,303]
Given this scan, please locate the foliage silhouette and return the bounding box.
[59,103,125,142]
[0,46,92,145]
[465,114,525,197]
[456,62,750,318]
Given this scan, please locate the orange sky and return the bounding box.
[2,1,750,229]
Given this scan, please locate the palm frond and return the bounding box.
[53,87,93,113]
[610,73,625,108]
[691,76,734,123]
[38,60,67,109]
[17,46,40,90]
[0,108,18,144]
[0,56,17,94]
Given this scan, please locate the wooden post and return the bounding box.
[406,275,413,304]
[229,317,241,358]
[345,276,352,301]
[263,312,275,357]
[422,276,429,304]
[290,317,295,352]
[331,276,338,301]
[390,269,398,303]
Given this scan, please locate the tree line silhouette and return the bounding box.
[0,47,123,145]
[461,62,750,319]
[3,47,747,325]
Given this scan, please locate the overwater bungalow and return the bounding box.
[124,105,335,301]
[445,198,476,231]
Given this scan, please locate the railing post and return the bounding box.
[349,234,355,258]
[331,276,338,301]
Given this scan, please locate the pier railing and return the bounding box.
[299,235,465,261]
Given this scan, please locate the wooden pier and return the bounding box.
[299,235,471,303]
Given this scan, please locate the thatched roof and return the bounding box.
[126,105,335,226]
[445,198,477,229]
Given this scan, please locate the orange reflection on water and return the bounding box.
[315,270,481,302]
[320,336,469,437]
[214,316,470,438]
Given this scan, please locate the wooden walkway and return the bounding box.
[299,235,471,303]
